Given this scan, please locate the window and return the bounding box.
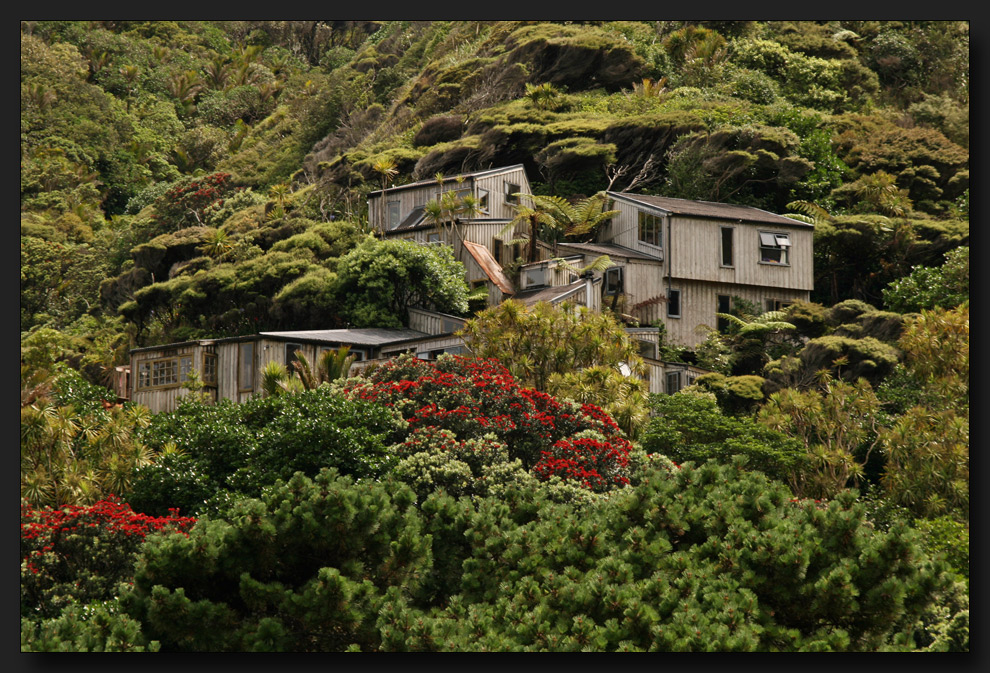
[667,289,681,318]
[321,347,365,361]
[759,231,791,265]
[427,232,441,244]
[478,188,489,213]
[387,201,401,230]
[603,267,623,296]
[717,294,731,333]
[638,211,661,248]
[202,353,217,385]
[285,343,303,366]
[721,226,734,267]
[505,182,520,204]
[492,239,503,264]
[136,354,195,390]
[765,298,794,313]
[238,342,255,392]
[637,339,657,359]
[666,371,682,394]
[179,356,193,382]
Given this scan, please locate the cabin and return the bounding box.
[125,308,468,413]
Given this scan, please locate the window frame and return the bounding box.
[238,341,256,392]
[638,210,662,249]
[285,342,303,367]
[386,201,401,230]
[202,352,218,386]
[478,188,490,213]
[758,230,791,265]
[603,267,624,296]
[717,294,731,333]
[667,288,681,318]
[505,182,520,204]
[135,353,196,391]
[720,226,735,267]
[666,371,682,394]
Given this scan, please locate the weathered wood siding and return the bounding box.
[473,166,532,221]
[668,216,813,291]
[369,166,532,232]
[130,343,217,413]
[660,280,809,348]
[599,198,667,258]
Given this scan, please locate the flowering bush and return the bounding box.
[21,497,196,620]
[533,432,632,493]
[343,355,633,491]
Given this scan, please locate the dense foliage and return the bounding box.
[21,20,969,652]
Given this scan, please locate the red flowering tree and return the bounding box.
[343,354,633,491]
[21,497,196,620]
[152,172,238,230]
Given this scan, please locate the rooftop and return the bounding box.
[609,192,812,227]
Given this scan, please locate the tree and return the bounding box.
[370,156,398,236]
[331,238,469,328]
[882,246,968,313]
[757,375,883,499]
[422,174,482,257]
[103,460,948,651]
[460,300,645,394]
[878,305,968,520]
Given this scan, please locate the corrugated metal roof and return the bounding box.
[608,192,812,227]
[556,241,661,261]
[259,328,429,346]
[369,164,527,197]
[462,240,515,295]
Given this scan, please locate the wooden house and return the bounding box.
[551,192,814,348]
[369,164,536,301]
[126,308,468,413]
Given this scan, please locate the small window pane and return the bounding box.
[667,289,681,317]
[721,227,734,266]
[759,232,777,247]
[775,234,791,247]
[239,342,255,391]
[180,356,193,382]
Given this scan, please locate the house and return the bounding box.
[527,192,815,348]
[368,164,534,301]
[123,169,813,412]
[124,308,467,413]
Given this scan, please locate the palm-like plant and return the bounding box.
[503,191,618,261]
[423,175,480,251]
[371,156,399,235]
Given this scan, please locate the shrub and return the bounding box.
[343,354,634,491]
[21,497,195,620]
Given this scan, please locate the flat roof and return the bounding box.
[259,328,429,346]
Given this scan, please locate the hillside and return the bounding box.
[21,20,968,348]
[19,20,970,652]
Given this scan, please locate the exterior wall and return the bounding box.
[369,166,532,233]
[660,279,809,348]
[407,307,466,335]
[472,167,532,221]
[599,198,667,259]
[668,216,813,291]
[130,343,218,413]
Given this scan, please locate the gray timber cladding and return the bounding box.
[368,164,532,233]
